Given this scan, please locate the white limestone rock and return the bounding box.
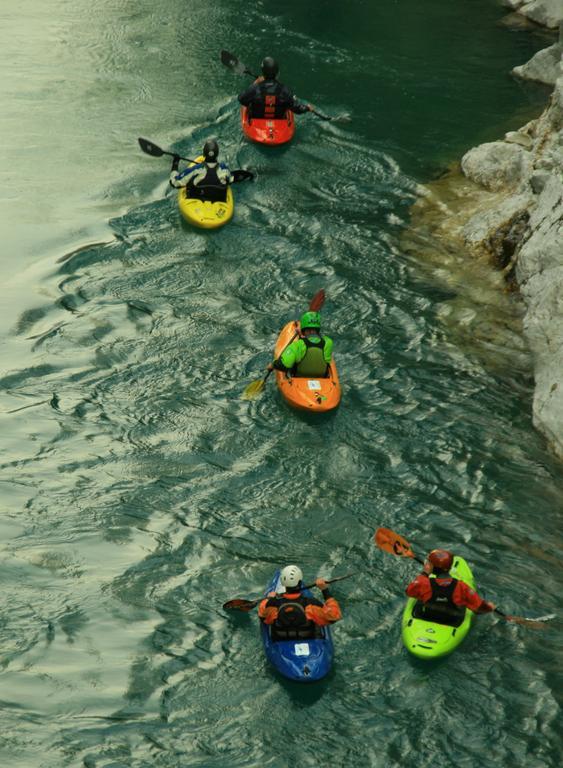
[522,268,563,458]
[516,173,563,457]
[519,0,563,29]
[512,43,562,85]
[550,72,563,127]
[501,0,525,8]
[461,141,531,191]
[505,130,534,147]
[462,194,531,249]
[516,174,563,291]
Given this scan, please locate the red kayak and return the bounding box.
[241,107,295,145]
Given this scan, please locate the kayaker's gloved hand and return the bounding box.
[267,591,276,598]
[170,154,181,172]
[422,560,433,575]
[316,578,332,599]
[307,104,314,112]
[267,363,274,372]
[481,600,496,613]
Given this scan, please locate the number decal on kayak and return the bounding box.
[216,207,226,218]
[294,643,310,656]
[307,380,321,390]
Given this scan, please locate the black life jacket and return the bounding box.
[295,335,329,377]
[267,593,323,641]
[249,81,286,119]
[186,163,227,203]
[413,576,465,627]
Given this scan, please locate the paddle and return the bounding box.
[138,137,254,181]
[374,527,555,629]
[223,573,354,612]
[138,137,197,164]
[220,49,345,123]
[242,288,326,400]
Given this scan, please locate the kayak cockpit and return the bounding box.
[185,185,228,204]
[412,600,466,627]
[270,624,327,642]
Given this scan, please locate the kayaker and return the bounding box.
[258,565,342,639]
[406,549,496,617]
[268,311,333,378]
[238,56,312,120]
[169,139,234,201]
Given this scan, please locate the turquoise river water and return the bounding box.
[0,1,561,766]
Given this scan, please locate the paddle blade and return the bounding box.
[232,169,255,183]
[138,137,164,157]
[242,379,266,400]
[375,527,416,559]
[221,49,246,76]
[310,109,333,122]
[502,613,556,630]
[309,289,326,312]
[223,598,259,612]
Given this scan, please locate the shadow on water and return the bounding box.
[279,403,340,427]
[272,668,331,707]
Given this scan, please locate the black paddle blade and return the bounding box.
[231,169,255,183]
[138,137,164,157]
[220,49,246,75]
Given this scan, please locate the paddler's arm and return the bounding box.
[168,154,181,187]
[322,335,334,363]
[305,579,342,624]
[405,573,432,601]
[169,162,203,189]
[280,85,311,115]
[269,339,304,372]
[258,593,278,624]
[216,162,235,185]
[454,582,496,614]
[238,82,260,105]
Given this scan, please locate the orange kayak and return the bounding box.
[241,106,295,145]
[273,321,341,412]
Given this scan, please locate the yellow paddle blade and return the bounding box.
[242,379,266,400]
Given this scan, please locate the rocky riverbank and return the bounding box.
[410,3,563,458]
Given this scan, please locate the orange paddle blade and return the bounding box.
[309,289,325,312]
[374,527,416,559]
[223,598,259,612]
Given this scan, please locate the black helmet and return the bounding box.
[203,139,219,162]
[261,56,279,79]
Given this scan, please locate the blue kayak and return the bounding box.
[260,570,334,682]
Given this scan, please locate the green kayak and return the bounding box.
[402,556,476,659]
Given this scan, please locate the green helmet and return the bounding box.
[300,311,321,330]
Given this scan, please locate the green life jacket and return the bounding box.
[295,336,329,377]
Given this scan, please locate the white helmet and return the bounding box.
[280,565,303,589]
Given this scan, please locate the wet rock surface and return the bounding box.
[411,18,563,457]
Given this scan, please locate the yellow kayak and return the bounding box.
[177,155,234,229]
